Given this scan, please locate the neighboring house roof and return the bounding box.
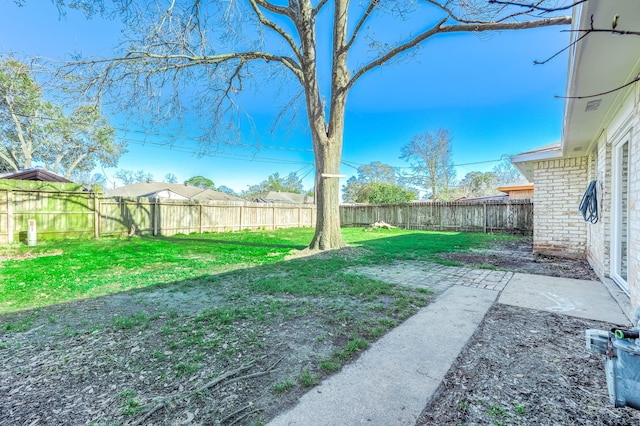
[498,183,534,200]
[253,191,314,204]
[454,194,508,202]
[0,167,73,183]
[106,182,244,202]
[497,183,533,193]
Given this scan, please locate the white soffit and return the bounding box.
[563,0,640,156]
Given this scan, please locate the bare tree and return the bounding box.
[493,156,524,185]
[115,169,154,185]
[401,129,455,200]
[56,0,570,249]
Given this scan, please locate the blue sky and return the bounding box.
[0,2,570,193]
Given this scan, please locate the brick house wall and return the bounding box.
[532,157,589,258]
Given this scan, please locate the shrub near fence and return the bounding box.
[0,181,317,244]
[339,200,533,235]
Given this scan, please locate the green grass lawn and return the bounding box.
[0,227,516,314]
[0,227,523,424]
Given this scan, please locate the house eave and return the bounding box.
[562,0,640,154]
[510,148,563,182]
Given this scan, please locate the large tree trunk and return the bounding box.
[310,135,345,250]
[298,0,348,251]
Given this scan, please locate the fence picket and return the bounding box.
[0,187,532,243]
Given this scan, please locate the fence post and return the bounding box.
[199,203,203,234]
[239,205,243,231]
[7,190,13,244]
[93,193,100,238]
[153,199,158,236]
[483,203,487,234]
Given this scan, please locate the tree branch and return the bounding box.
[248,0,302,61]
[423,0,494,25]
[69,50,304,86]
[345,1,379,51]
[347,15,571,91]
[0,150,18,171]
[313,0,329,18]
[254,0,291,17]
[488,0,587,13]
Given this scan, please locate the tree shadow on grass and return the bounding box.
[0,245,432,425]
[149,235,308,251]
[348,228,519,263]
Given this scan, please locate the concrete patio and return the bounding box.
[269,262,631,425]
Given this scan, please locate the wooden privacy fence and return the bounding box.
[0,182,532,244]
[99,197,316,237]
[0,186,316,244]
[339,200,533,235]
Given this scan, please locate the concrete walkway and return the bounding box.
[269,286,498,426]
[268,263,631,426]
[500,273,630,324]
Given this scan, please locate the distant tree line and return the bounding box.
[342,128,526,204]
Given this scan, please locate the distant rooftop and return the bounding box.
[253,191,314,204]
[106,181,244,202]
[0,167,73,183]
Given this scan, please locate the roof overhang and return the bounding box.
[510,143,563,181]
[0,167,73,183]
[510,1,640,181]
[562,0,640,156]
[497,184,534,193]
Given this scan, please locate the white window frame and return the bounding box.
[611,129,631,294]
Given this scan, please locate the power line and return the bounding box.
[1,110,315,153]
[342,157,506,171]
[2,111,508,172]
[1,110,316,166]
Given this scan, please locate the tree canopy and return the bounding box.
[458,171,500,198]
[184,175,216,190]
[343,161,416,204]
[0,56,125,178]
[244,172,306,198]
[52,0,570,249]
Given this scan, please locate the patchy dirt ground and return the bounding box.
[419,239,640,425]
[0,250,431,426]
[1,238,636,425]
[439,237,600,281]
[416,304,640,425]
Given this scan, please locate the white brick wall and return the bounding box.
[533,157,589,258]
